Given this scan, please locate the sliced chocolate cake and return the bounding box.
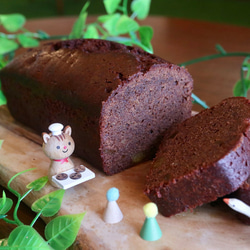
[0,39,193,175]
[145,97,250,217]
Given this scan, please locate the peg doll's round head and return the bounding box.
[42,124,75,160]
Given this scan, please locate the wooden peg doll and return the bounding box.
[103,187,123,224]
[140,202,162,241]
[42,123,75,187]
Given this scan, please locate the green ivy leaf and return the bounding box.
[0,38,19,55]
[0,14,26,32]
[17,34,40,48]
[0,54,8,69]
[45,213,85,250]
[31,189,65,217]
[0,194,13,215]
[138,26,153,53]
[233,79,250,97]
[0,140,3,149]
[0,198,13,215]
[103,0,121,14]
[0,191,6,210]
[115,15,139,35]
[102,13,121,36]
[69,12,87,39]
[69,1,90,39]
[97,14,111,23]
[84,24,99,39]
[7,225,52,249]
[131,0,151,20]
[0,238,8,246]
[26,176,48,191]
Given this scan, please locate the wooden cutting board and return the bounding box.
[0,106,250,250]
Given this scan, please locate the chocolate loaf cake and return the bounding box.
[0,39,193,175]
[145,97,250,217]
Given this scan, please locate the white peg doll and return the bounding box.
[103,187,123,224]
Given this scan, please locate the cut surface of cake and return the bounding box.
[0,39,193,175]
[145,97,250,217]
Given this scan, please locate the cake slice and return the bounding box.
[145,97,250,217]
[0,39,193,175]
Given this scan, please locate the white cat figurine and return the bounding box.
[42,123,75,187]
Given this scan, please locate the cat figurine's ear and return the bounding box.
[42,132,50,144]
[64,125,72,136]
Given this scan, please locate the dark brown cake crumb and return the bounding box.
[145,97,250,217]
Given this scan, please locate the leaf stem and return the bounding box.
[20,188,33,202]
[180,50,250,108]
[12,189,33,226]
[3,217,18,225]
[130,12,137,20]
[12,201,24,226]
[30,210,43,227]
[191,93,209,109]
[39,34,68,41]
[179,52,250,67]
[122,0,128,15]
[6,168,36,226]
[95,23,109,38]
[0,31,69,42]
[7,168,36,198]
